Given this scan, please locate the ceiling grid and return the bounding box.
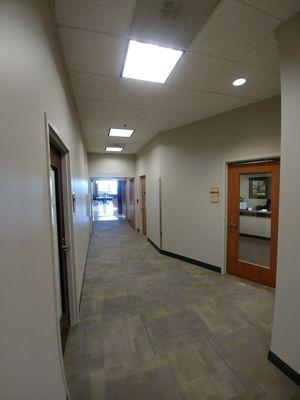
[54,0,300,153]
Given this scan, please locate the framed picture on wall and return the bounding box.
[249,177,269,199]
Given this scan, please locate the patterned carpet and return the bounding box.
[64,219,300,400]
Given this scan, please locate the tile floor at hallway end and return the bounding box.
[64,220,300,400]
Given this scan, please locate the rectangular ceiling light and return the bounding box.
[105,146,124,152]
[122,40,183,83]
[109,128,134,138]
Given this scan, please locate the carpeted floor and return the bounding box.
[64,219,300,400]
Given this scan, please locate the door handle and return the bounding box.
[61,245,70,252]
[228,221,237,229]
[61,238,70,252]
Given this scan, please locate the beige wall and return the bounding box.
[271,14,300,374]
[88,153,136,178]
[0,1,90,399]
[137,97,281,269]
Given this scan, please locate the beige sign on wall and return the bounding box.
[209,187,219,203]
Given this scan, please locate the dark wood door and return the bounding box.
[140,176,147,236]
[227,160,280,287]
[50,144,70,352]
[128,178,135,230]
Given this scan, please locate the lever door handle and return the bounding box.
[228,222,237,229]
[61,245,70,252]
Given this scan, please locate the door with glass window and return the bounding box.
[50,143,70,352]
[227,160,280,287]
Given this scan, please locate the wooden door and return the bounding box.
[140,176,147,236]
[50,144,70,352]
[128,178,135,230]
[227,160,280,287]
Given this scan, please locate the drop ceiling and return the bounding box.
[54,0,300,153]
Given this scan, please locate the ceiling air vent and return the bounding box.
[160,0,182,19]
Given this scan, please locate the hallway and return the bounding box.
[64,221,300,400]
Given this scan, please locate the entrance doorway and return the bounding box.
[140,175,147,236]
[91,178,127,221]
[227,160,280,287]
[50,143,70,353]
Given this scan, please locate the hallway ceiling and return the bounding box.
[54,0,300,154]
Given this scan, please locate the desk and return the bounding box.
[240,209,271,238]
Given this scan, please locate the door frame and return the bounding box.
[44,114,79,327]
[90,176,133,222]
[139,175,147,236]
[224,156,280,284]
[128,177,136,230]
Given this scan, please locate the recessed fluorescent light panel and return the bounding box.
[233,78,246,86]
[109,128,134,138]
[122,40,183,83]
[105,146,124,152]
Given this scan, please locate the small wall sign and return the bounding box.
[209,187,219,203]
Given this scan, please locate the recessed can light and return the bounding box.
[105,146,124,152]
[108,128,134,138]
[233,78,246,86]
[122,40,183,83]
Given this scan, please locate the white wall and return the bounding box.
[270,14,300,374]
[88,153,136,178]
[137,97,281,269]
[0,1,90,399]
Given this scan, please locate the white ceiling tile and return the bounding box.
[55,0,289,154]
[241,34,279,72]
[58,27,126,76]
[69,71,118,101]
[129,0,219,49]
[240,0,300,21]
[169,108,211,128]
[116,79,163,106]
[55,0,136,36]
[189,92,250,115]
[75,97,113,118]
[210,64,275,96]
[113,101,181,123]
[244,75,280,100]
[83,125,156,140]
[161,117,187,131]
[80,116,114,128]
[81,116,164,133]
[143,106,183,122]
[167,52,234,91]
[157,86,204,109]
[82,125,110,137]
[85,125,159,153]
[190,0,280,61]
[168,93,255,129]
[113,102,149,120]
